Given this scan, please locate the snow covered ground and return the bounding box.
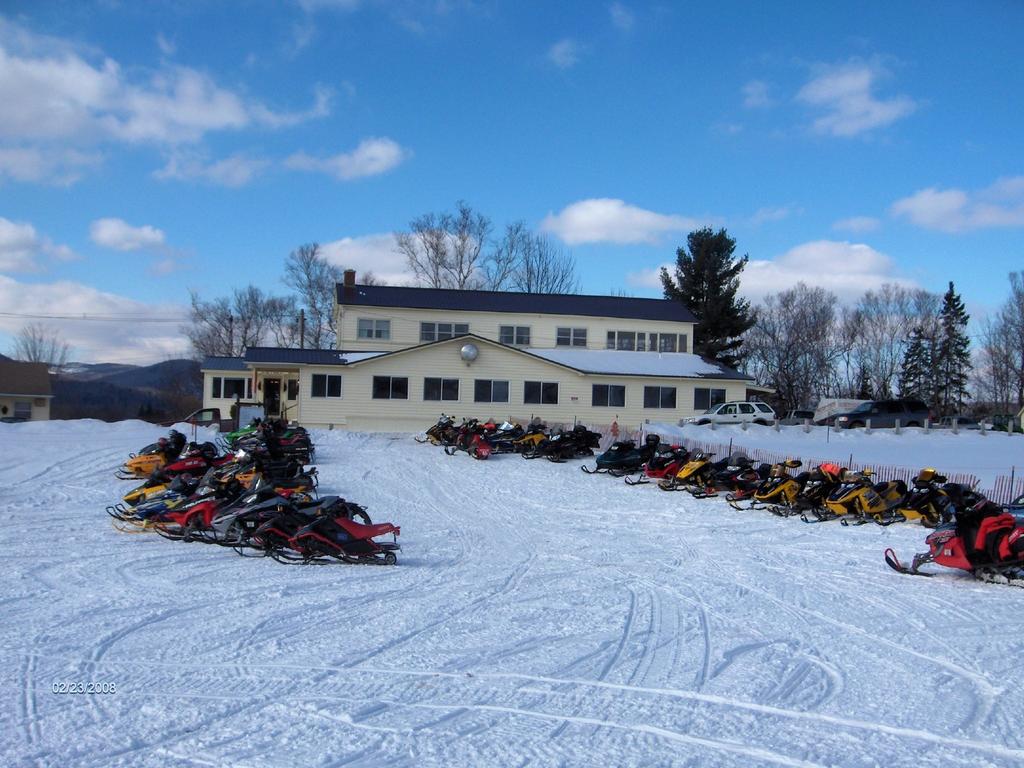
[3,420,1024,767]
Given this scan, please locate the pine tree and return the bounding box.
[935,281,971,415]
[660,227,755,368]
[899,326,929,399]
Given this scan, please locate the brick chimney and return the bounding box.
[343,269,356,287]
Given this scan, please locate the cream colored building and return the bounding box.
[201,275,758,432]
[0,360,53,421]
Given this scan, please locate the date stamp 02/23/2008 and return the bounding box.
[51,682,117,695]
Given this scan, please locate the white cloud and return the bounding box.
[0,274,189,364]
[749,205,799,226]
[833,215,881,233]
[541,198,703,245]
[89,218,166,252]
[625,263,671,289]
[797,60,916,137]
[742,80,773,109]
[156,33,176,57]
[0,146,102,185]
[609,3,634,30]
[0,217,77,272]
[284,137,409,180]
[0,21,330,147]
[547,38,580,69]
[320,233,412,285]
[740,240,916,303]
[154,151,270,187]
[890,176,1024,233]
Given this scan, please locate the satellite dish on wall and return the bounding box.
[460,343,479,363]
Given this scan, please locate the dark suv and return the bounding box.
[826,399,933,429]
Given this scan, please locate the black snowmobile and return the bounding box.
[582,434,661,474]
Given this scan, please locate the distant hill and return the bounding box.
[52,358,202,422]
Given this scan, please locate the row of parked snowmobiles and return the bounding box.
[580,434,1024,588]
[417,414,602,461]
[110,428,400,565]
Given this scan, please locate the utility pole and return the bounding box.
[299,309,306,349]
[228,315,234,355]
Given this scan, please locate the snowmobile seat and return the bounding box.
[336,518,399,539]
[973,513,1017,564]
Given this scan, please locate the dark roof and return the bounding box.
[201,356,248,372]
[336,283,698,323]
[244,347,383,366]
[0,360,52,396]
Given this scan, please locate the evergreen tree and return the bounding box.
[660,227,755,367]
[899,326,929,399]
[935,281,971,415]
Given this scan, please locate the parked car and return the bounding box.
[779,409,816,426]
[821,399,932,429]
[683,401,776,426]
[937,415,981,430]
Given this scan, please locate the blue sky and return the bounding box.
[1,0,1022,363]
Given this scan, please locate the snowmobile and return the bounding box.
[582,434,660,474]
[416,414,458,445]
[729,459,804,511]
[444,418,492,459]
[107,471,206,530]
[885,498,1024,587]
[658,451,718,492]
[624,445,690,486]
[480,421,527,454]
[512,422,550,454]
[540,425,602,462]
[776,462,843,519]
[286,515,400,565]
[804,469,907,525]
[894,468,982,527]
[716,457,771,503]
[222,417,311,450]
[116,429,187,479]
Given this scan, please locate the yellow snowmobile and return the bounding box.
[730,459,804,511]
[116,430,186,480]
[658,451,716,493]
[896,468,980,527]
[809,469,908,525]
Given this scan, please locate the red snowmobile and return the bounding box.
[885,499,1024,587]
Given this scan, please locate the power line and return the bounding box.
[0,311,182,323]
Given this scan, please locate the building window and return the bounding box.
[286,379,299,400]
[678,334,688,353]
[694,387,727,411]
[556,327,587,347]
[357,318,391,340]
[212,376,251,399]
[424,377,459,401]
[524,380,558,405]
[606,330,637,351]
[420,322,469,342]
[14,401,32,420]
[372,376,408,399]
[643,386,677,409]
[499,325,530,346]
[311,374,342,398]
[592,384,626,408]
[474,379,509,403]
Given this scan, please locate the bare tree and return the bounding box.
[395,201,491,289]
[184,286,297,358]
[284,243,341,348]
[10,323,71,368]
[486,221,580,293]
[976,272,1024,415]
[744,284,845,409]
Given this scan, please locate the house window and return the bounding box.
[212,376,251,399]
[643,386,677,409]
[372,376,408,399]
[499,325,530,346]
[474,379,509,403]
[556,327,587,347]
[592,384,626,408]
[286,379,299,400]
[606,331,637,350]
[678,334,688,353]
[357,318,391,340]
[656,334,677,353]
[420,322,469,342]
[694,387,727,411]
[14,401,32,420]
[524,380,558,405]
[311,374,342,398]
[424,377,459,401]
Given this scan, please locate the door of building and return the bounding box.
[263,378,281,417]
